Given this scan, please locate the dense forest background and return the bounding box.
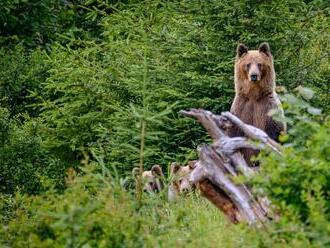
[0,0,329,247]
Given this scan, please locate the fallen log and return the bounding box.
[180,109,280,225]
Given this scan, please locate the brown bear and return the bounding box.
[229,42,286,164]
[168,161,197,201]
[132,165,165,193]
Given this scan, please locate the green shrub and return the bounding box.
[0,46,48,117]
[0,164,262,248]
[255,89,330,246]
[0,108,66,194]
[0,0,64,47]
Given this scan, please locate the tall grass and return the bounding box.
[0,164,263,247]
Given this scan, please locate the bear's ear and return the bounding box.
[170,162,181,175]
[236,43,248,58]
[132,167,140,178]
[258,42,271,56]
[151,165,164,177]
[188,160,198,170]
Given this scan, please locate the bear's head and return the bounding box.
[132,165,164,193]
[168,161,197,201]
[235,43,275,97]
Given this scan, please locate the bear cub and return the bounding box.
[168,161,197,201]
[132,165,165,193]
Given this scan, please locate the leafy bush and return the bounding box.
[0,108,65,194]
[0,0,64,47]
[255,89,330,246]
[0,46,48,117]
[0,164,262,247]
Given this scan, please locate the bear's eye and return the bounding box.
[246,63,251,69]
[257,63,262,69]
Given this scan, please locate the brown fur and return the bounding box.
[229,43,286,164]
[132,165,165,193]
[168,161,197,201]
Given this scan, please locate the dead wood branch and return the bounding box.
[180,109,280,225]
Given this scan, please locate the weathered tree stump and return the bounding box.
[179,109,281,225]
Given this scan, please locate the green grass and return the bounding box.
[0,167,262,248]
[143,195,259,248]
[1,165,314,248]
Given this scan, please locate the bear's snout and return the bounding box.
[250,74,258,81]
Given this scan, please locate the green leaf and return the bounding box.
[295,86,314,100]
